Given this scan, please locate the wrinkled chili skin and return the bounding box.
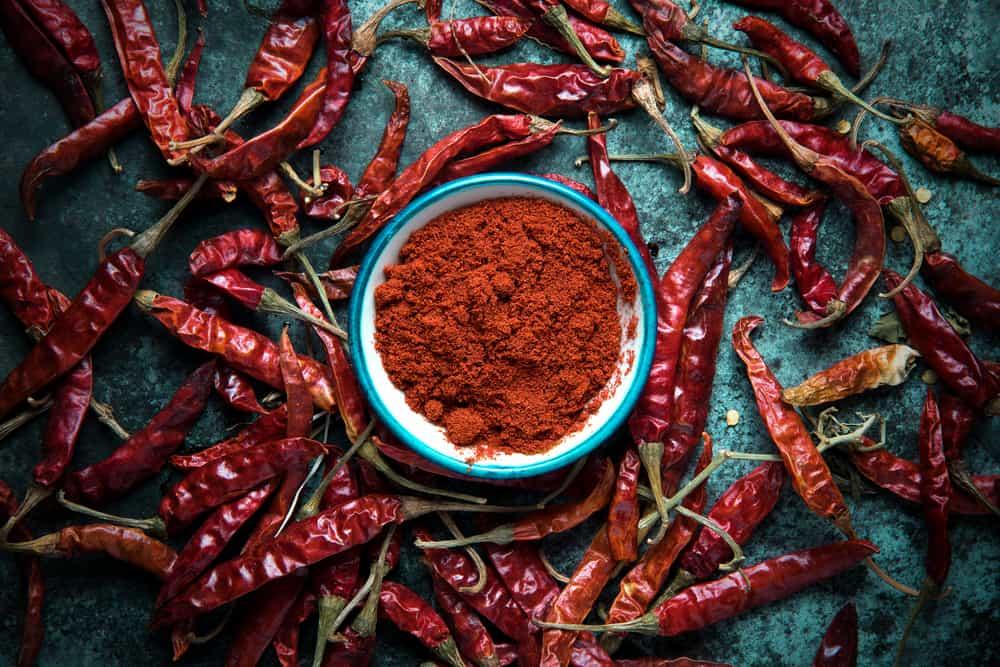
[486,542,560,622]
[380,581,453,649]
[34,358,93,487]
[100,0,190,161]
[0,228,57,335]
[813,601,858,667]
[781,344,919,407]
[169,404,288,470]
[176,32,205,115]
[354,80,410,199]
[734,15,830,85]
[158,437,325,534]
[279,328,312,438]
[1,480,45,667]
[433,59,639,117]
[20,98,141,221]
[426,16,532,56]
[156,482,276,607]
[434,124,561,184]
[138,294,338,411]
[884,270,1000,413]
[939,392,975,462]
[726,0,860,77]
[189,229,283,276]
[651,541,876,636]
[645,32,817,121]
[0,0,95,128]
[898,117,983,178]
[0,248,144,420]
[226,573,308,667]
[213,366,267,414]
[299,0,354,148]
[922,251,1000,330]
[919,390,951,587]
[433,577,500,667]
[136,177,238,203]
[541,173,597,200]
[21,0,101,76]
[608,448,641,561]
[155,495,404,627]
[302,164,352,220]
[932,110,1000,154]
[790,201,838,314]
[711,143,823,208]
[245,9,320,101]
[689,156,789,292]
[200,269,266,311]
[630,196,740,447]
[53,524,178,579]
[732,316,850,528]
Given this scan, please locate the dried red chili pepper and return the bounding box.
[884,270,1000,414]
[175,30,205,115]
[227,572,309,667]
[607,449,641,561]
[541,173,597,199]
[276,267,358,302]
[894,390,952,666]
[379,581,465,667]
[383,15,532,56]
[0,0,95,128]
[299,0,354,148]
[100,0,191,161]
[434,122,564,185]
[62,360,215,505]
[433,576,501,667]
[1,480,45,667]
[813,601,858,667]
[782,344,920,406]
[354,80,411,200]
[189,229,283,276]
[156,482,276,607]
[169,404,288,470]
[135,177,237,203]
[876,99,1000,154]
[724,0,860,77]
[788,201,837,314]
[921,251,1000,331]
[20,0,101,86]
[213,366,267,414]
[158,437,327,534]
[5,523,177,579]
[278,326,312,438]
[538,539,876,635]
[134,291,339,412]
[0,229,57,334]
[895,116,999,185]
[300,164,353,220]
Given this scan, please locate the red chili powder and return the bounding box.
[374,196,632,457]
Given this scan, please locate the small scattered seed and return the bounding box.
[726,409,740,426]
[915,187,933,203]
[835,119,851,134]
[921,369,938,385]
[890,226,907,243]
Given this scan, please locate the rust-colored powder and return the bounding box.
[374,196,631,457]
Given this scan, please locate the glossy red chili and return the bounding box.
[380,581,464,667]
[245,3,320,103]
[353,80,411,200]
[789,201,838,315]
[226,573,308,667]
[813,601,858,667]
[607,448,641,561]
[299,0,354,148]
[434,121,562,185]
[921,251,1000,330]
[919,390,951,588]
[1,479,45,667]
[169,405,288,470]
[213,366,267,414]
[432,576,502,667]
[188,229,282,276]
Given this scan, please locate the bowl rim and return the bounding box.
[348,172,657,479]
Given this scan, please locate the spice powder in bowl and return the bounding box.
[374,196,635,460]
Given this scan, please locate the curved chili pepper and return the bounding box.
[134,291,339,411]
[246,4,320,101]
[0,229,58,334]
[881,102,1000,154]
[20,0,101,80]
[433,576,502,667]
[782,344,920,406]
[386,15,532,56]
[299,164,352,220]
[227,572,308,667]
[136,177,238,204]
[434,59,639,117]
[158,437,326,534]
[434,121,563,185]
[333,114,538,262]
[789,201,837,314]
[189,229,283,276]
[1,480,45,667]
[586,112,655,277]
[354,80,411,200]
[278,327,312,438]
[921,251,1000,331]
[100,0,190,161]
[175,31,205,115]
[169,404,288,470]
[0,248,144,420]
[380,581,464,667]
[298,0,354,148]
[813,601,858,667]
[541,173,596,199]
[884,270,999,414]
[62,360,215,505]
[724,0,860,77]
[213,366,267,414]
[732,316,851,533]
[607,449,641,562]
[0,0,95,128]
[897,116,999,185]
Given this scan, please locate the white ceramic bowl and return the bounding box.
[349,173,657,479]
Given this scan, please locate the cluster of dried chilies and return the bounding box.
[0,0,997,664]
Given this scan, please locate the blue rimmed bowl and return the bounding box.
[349,172,657,479]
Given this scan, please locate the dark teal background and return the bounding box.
[0,0,997,665]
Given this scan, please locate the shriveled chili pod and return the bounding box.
[379,581,465,667]
[189,229,283,276]
[541,172,597,199]
[227,572,309,667]
[276,267,358,302]
[213,366,267,414]
[134,291,339,411]
[781,344,920,406]
[278,326,312,439]
[433,120,564,185]
[788,201,837,315]
[169,405,288,470]
[298,0,354,148]
[175,30,205,115]
[19,0,101,90]
[136,177,237,203]
[921,251,1000,331]
[536,539,877,636]
[896,116,999,186]
[814,601,858,667]
[62,360,216,505]
[879,99,1000,154]
[383,15,532,56]
[723,0,860,77]
[607,449,641,562]
[883,270,1000,414]
[432,576,501,667]
[1,479,45,667]
[354,80,411,200]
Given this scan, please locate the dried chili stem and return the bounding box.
[437,511,488,594]
[542,5,610,78]
[728,244,760,289]
[536,455,588,508]
[297,420,376,520]
[632,61,691,193]
[274,455,326,537]
[130,174,209,258]
[639,440,671,544]
[280,200,376,258]
[55,491,167,538]
[258,288,347,339]
[674,505,744,571]
[172,88,266,153]
[90,398,130,439]
[360,440,488,504]
[0,398,52,442]
[949,462,1000,517]
[280,161,328,198]
[539,548,570,583]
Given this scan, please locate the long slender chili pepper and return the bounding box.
[416,459,615,548]
[169,405,288,470]
[0,480,45,667]
[278,327,312,439]
[434,59,639,117]
[133,291,339,411]
[354,81,411,200]
[814,601,858,667]
[874,99,1000,154]
[433,120,566,185]
[433,576,501,667]
[630,197,740,537]
[537,539,877,635]
[213,366,267,414]
[299,0,354,148]
[894,390,951,666]
[383,16,533,56]
[895,116,999,185]
[155,496,509,628]
[20,0,101,85]
[5,523,177,579]
[939,393,996,516]
[100,0,190,161]
[189,229,283,276]
[883,270,1000,414]
[788,201,837,314]
[724,0,860,77]
[136,177,237,204]
[62,360,215,505]
[542,172,597,199]
[782,344,920,406]
[921,251,1000,331]
[379,581,465,667]
[607,449,641,561]
[743,61,886,328]
[227,572,308,667]
[175,30,205,115]
[733,16,896,122]
[0,0,95,128]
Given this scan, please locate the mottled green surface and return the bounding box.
[0,0,998,665]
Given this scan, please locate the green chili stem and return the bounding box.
[55,491,167,538]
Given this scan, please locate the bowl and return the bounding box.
[349,172,657,479]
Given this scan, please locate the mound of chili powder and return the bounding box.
[374,196,632,457]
